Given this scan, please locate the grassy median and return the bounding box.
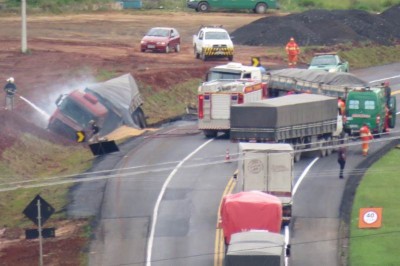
[349,148,400,265]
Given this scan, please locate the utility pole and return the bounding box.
[21,0,28,53]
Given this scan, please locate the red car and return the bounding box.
[140,27,181,53]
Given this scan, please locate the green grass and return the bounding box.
[140,79,200,125]
[0,134,92,227]
[299,44,400,69]
[349,148,400,265]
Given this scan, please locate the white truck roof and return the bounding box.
[239,143,294,152]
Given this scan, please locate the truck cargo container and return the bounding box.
[230,94,340,161]
[236,143,293,224]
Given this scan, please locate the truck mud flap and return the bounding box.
[89,140,119,156]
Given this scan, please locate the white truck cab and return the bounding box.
[206,62,263,81]
[193,26,234,61]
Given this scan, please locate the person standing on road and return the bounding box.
[4,77,17,110]
[360,123,373,156]
[285,37,300,67]
[382,81,391,107]
[337,146,346,179]
[338,97,346,116]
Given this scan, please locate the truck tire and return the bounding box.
[165,45,170,53]
[194,46,200,59]
[175,44,180,53]
[203,130,217,138]
[255,3,268,14]
[201,52,208,61]
[319,139,327,157]
[198,2,209,12]
[131,108,147,129]
[326,136,333,156]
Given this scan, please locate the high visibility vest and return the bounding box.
[286,42,300,55]
[360,126,372,141]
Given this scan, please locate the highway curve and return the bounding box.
[68,63,400,266]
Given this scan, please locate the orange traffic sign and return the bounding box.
[358,207,383,228]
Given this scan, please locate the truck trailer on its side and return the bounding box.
[48,73,146,141]
[230,93,341,162]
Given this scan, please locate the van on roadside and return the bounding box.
[344,87,396,136]
[187,0,279,14]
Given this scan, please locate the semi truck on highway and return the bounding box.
[206,63,367,97]
[197,79,266,138]
[220,191,289,266]
[236,143,294,224]
[230,93,340,162]
[48,73,146,141]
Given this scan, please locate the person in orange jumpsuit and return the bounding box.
[338,97,346,116]
[360,123,373,156]
[285,37,300,67]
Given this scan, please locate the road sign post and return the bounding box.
[23,195,55,266]
[37,199,43,266]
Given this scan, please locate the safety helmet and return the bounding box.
[290,37,295,41]
[89,120,95,125]
[7,77,14,83]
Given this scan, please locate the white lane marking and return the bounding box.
[146,138,214,266]
[292,157,319,196]
[369,74,400,84]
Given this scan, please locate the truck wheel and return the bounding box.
[204,130,217,138]
[326,137,333,156]
[194,46,200,59]
[294,149,301,163]
[165,45,170,53]
[255,3,268,14]
[137,108,147,129]
[198,2,209,12]
[201,52,208,61]
[175,44,180,53]
[319,140,327,157]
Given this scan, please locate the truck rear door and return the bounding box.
[211,93,231,119]
[267,152,293,203]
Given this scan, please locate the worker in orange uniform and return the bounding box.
[285,37,300,67]
[360,123,373,156]
[338,97,346,116]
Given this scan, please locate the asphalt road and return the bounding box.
[68,63,400,266]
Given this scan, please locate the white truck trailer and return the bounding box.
[236,143,293,224]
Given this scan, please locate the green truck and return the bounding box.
[186,0,279,14]
[344,87,396,136]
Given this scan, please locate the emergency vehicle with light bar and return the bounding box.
[198,79,267,138]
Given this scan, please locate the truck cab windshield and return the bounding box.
[58,97,94,127]
[207,71,241,81]
[205,32,229,40]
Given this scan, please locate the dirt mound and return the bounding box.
[231,5,400,46]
